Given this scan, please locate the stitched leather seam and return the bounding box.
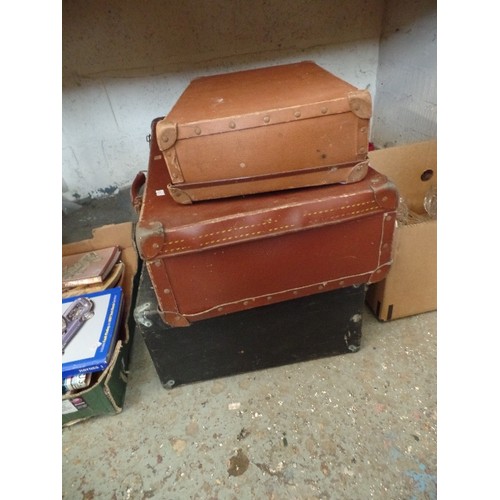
[165,224,295,253]
[165,203,379,253]
[198,219,279,239]
[167,219,279,246]
[305,205,378,223]
[199,224,294,247]
[307,200,373,216]
[165,245,192,253]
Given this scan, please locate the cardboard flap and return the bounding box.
[62,223,134,256]
[369,140,437,214]
[365,140,437,321]
[62,222,138,344]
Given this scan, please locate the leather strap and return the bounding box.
[130,171,146,214]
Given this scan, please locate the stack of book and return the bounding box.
[62,246,123,298]
[62,246,125,394]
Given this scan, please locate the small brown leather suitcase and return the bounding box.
[156,61,372,204]
[132,118,398,327]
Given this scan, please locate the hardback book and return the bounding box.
[62,246,121,289]
[62,372,92,394]
[62,287,123,379]
[62,261,125,299]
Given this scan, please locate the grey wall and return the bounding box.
[62,0,436,201]
[372,0,437,147]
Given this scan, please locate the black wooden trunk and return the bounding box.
[134,268,366,389]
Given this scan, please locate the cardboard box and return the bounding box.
[365,140,437,321]
[62,222,140,426]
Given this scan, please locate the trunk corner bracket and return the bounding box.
[134,302,154,328]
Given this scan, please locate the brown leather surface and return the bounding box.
[156,61,371,203]
[136,118,398,327]
[167,159,369,204]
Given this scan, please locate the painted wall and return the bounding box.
[62,0,436,201]
[372,0,437,147]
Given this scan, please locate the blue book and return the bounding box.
[62,287,123,379]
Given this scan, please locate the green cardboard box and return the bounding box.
[62,222,140,426]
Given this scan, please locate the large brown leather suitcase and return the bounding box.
[132,118,398,327]
[156,61,372,204]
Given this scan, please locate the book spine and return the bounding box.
[62,363,107,379]
[62,373,91,393]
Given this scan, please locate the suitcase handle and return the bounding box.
[131,171,146,214]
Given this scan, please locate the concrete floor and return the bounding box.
[62,189,437,499]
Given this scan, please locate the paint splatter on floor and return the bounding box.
[227,448,250,476]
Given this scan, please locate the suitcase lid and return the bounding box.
[156,61,371,150]
[136,119,398,261]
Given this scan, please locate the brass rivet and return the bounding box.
[359,147,367,154]
[382,243,389,249]
[386,215,392,222]
[267,296,273,301]
[321,107,328,114]
[360,127,367,133]
[239,162,246,168]
[154,261,161,267]
[161,133,170,143]
[244,300,249,305]
[339,280,345,286]
[153,243,159,249]
[194,127,201,135]
[172,173,178,179]
[264,115,270,123]
[294,111,301,118]
[382,196,388,202]
[293,290,298,295]
[163,288,170,294]
[229,121,236,129]
[318,285,324,290]
[218,307,224,312]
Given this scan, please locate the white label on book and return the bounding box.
[62,400,78,414]
[156,189,166,196]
